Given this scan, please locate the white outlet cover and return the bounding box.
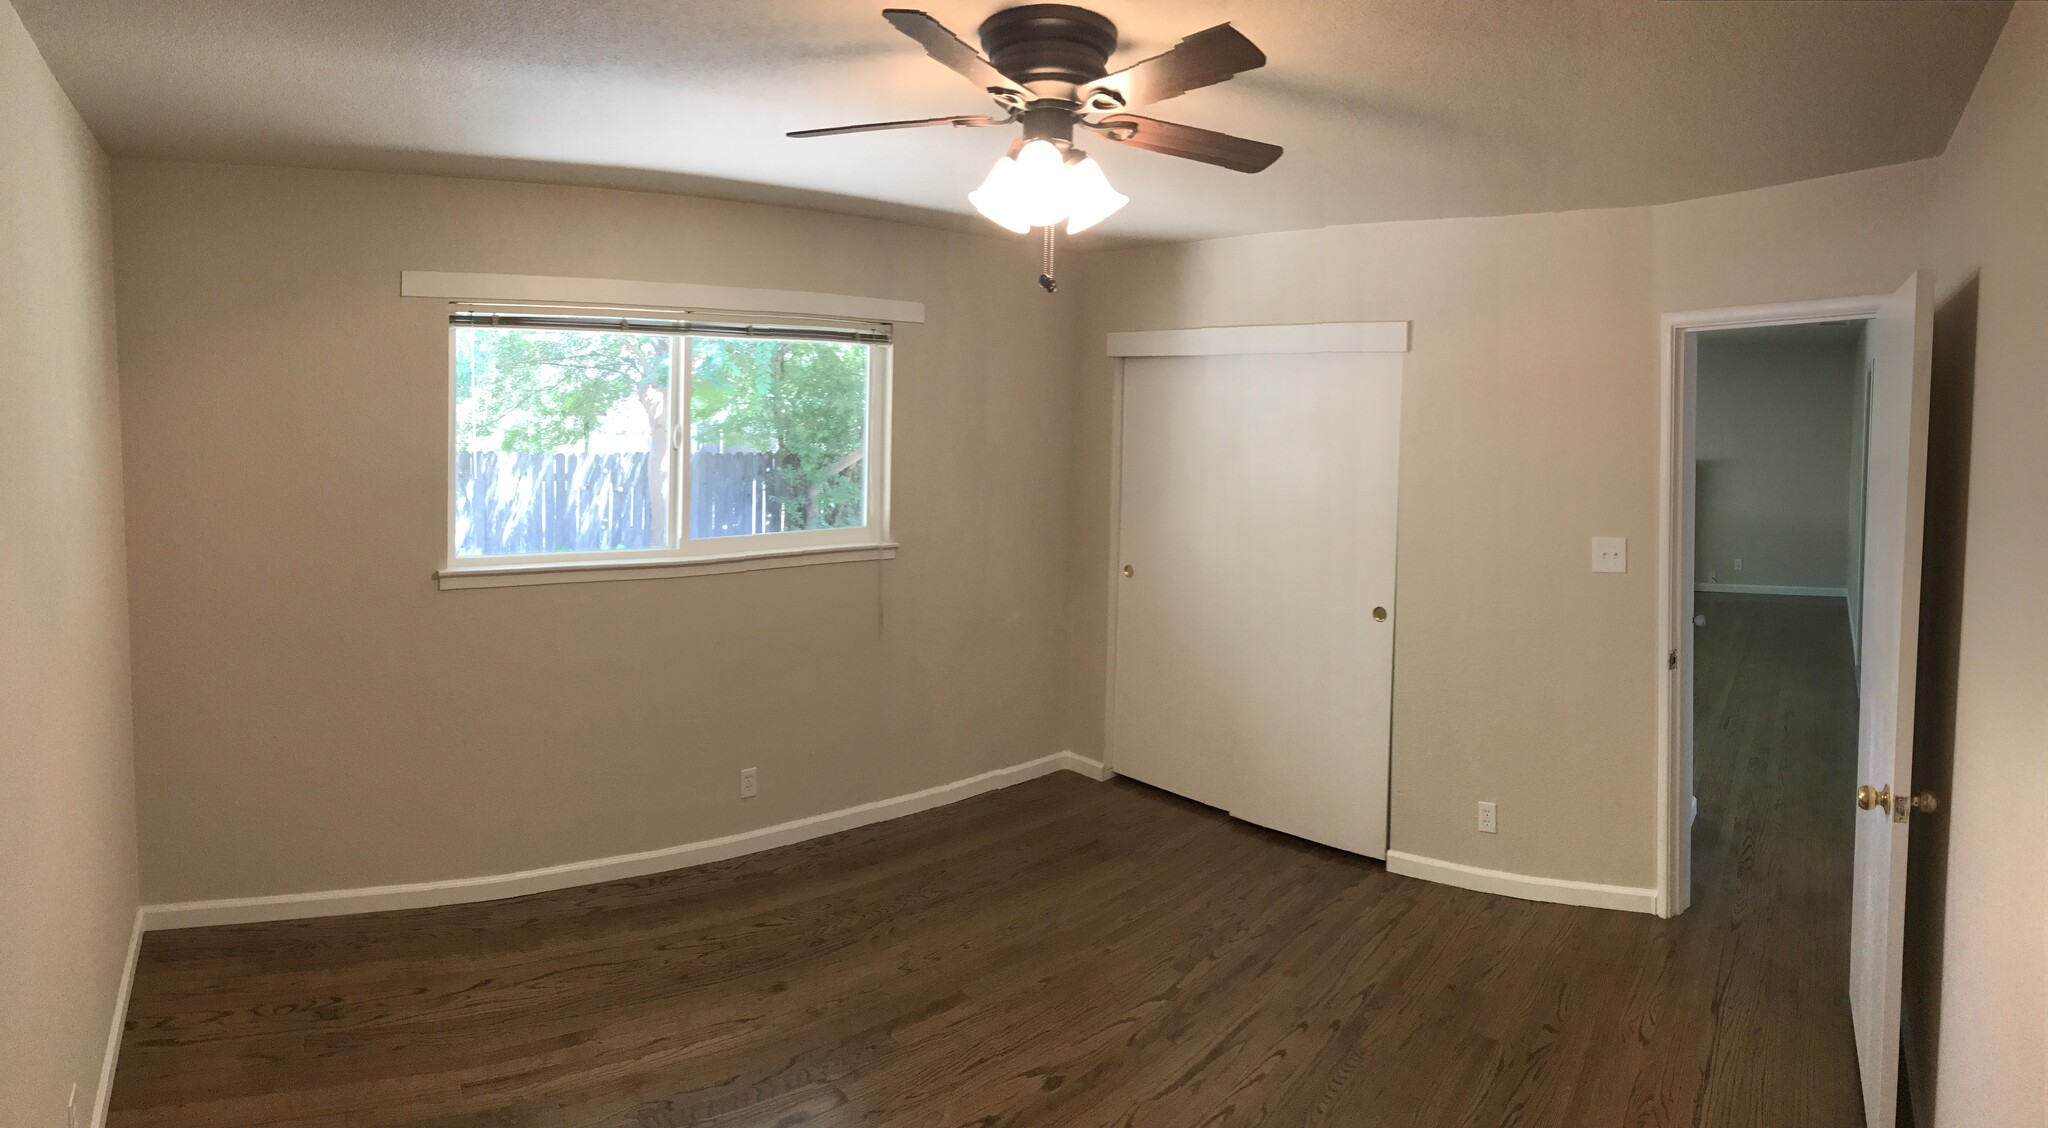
[1591,536,1627,573]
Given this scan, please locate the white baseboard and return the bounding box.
[1385,850,1658,915]
[1060,750,1115,781]
[141,752,1107,931]
[92,909,143,1128]
[1695,583,1848,599]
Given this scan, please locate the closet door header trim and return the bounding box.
[1106,322,1410,357]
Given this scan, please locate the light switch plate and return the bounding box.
[1591,537,1627,573]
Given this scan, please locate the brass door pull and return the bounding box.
[1122,564,1134,578]
[1372,607,1388,622]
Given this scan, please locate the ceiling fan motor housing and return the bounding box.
[978,5,1118,91]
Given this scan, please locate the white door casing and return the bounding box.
[1660,290,1906,918]
[1680,331,1700,848]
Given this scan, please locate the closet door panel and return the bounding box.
[1111,351,1400,858]
[1110,355,1239,810]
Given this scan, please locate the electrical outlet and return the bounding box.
[1734,557,1743,572]
[66,1083,77,1128]
[739,767,757,799]
[1477,801,1498,834]
[1591,537,1627,573]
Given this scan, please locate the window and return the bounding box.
[447,311,890,579]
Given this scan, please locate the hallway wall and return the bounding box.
[1693,326,1865,595]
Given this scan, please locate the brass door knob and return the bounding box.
[1372,607,1388,622]
[1858,784,1939,816]
[1122,564,1134,578]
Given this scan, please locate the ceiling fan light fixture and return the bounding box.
[968,138,1129,235]
[969,138,1071,232]
[795,8,1282,279]
[966,162,1034,234]
[1061,154,1129,234]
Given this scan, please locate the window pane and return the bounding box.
[688,338,869,539]
[453,327,673,557]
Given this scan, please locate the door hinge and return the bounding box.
[1668,649,1678,671]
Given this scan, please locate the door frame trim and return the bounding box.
[1654,294,1886,918]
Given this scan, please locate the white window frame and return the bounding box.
[437,313,895,590]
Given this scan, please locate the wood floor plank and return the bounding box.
[110,593,1866,1127]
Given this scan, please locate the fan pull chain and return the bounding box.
[1038,225,1057,294]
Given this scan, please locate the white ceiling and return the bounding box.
[13,0,2011,245]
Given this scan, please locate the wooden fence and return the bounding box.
[454,450,792,555]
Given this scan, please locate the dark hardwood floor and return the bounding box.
[111,594,1865,1127]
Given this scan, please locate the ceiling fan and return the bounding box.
[790,5,1281,289]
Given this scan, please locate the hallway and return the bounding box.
[1688,591,1867,1123]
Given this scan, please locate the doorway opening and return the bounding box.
[1655,278,1934,1128]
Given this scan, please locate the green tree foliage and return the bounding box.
[456,328,671,453]
[457,327,674,545]
[454,328,870,536]
[691,339,869,531]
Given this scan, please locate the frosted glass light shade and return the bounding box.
[1061,155,1129,234]
[966,157,1034,233]
[968,140,1129,235]
[969,140,1069,232]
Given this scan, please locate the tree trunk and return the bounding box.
[807,448,864,530]
[638,384,670,546]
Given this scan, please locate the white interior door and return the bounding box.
[1848,271,1934,1128]
[1111,350,1401,858]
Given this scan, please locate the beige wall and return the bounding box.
[1069,162,1932,889]
[113,161,1080,903]
[1693,331,1863,592]
[1910,5,2048,1124]
[0,3,137,1125]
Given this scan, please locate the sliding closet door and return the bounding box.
[1112,350,1401,858]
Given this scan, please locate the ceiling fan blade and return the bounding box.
[1080,24,1266,111]
[1090,114,1282,173]
[882,9,1028,99]
[788,113,1005,139]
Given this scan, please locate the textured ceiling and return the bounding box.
[13,0,2012,245]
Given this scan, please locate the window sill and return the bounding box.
[437,543,898,590]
